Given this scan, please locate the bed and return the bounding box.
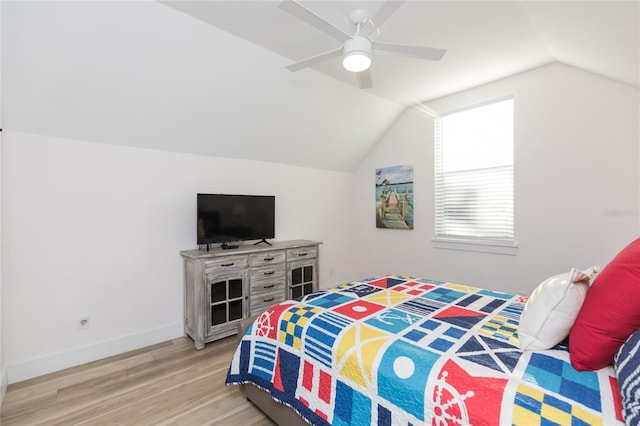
[225,275,625,425]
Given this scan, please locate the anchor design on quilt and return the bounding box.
[376,310,420,326]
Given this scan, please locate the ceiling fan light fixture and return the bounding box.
[343,52,371,72]
[342,36,372,72]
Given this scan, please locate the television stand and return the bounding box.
[221,242,239,250]
[253,239,272,246]
[180,240,322,349]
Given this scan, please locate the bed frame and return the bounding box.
[237,317,307,426]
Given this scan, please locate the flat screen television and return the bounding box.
[197,194,275,249]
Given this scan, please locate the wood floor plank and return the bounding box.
[0,336,276,426]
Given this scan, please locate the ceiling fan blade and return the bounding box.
[279,0,349,42]
[374,42,446,61]
[359,0,406,41]
[286,47,343,72]
[357,69,373,89]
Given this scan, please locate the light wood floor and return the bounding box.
[0,336,275,426]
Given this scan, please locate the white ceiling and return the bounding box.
[2,1,639,172]
[163,1,639,105]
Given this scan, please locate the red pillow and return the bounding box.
[569,237,640,371]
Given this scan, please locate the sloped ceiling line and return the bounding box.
[3,1,638,172]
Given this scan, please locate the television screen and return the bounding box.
[197,194,275,246]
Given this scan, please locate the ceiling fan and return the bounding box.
[278,0,446,89]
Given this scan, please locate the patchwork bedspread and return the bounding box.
[225,276,624,425]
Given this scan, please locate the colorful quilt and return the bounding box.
[226,276,624,425]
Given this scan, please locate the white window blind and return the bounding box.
[434,98,514,245]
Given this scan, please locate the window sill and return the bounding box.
[432,238,518,255]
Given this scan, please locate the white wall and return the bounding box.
[1,132,354,383]
[352,63,639,294]
[3,63,638,385]
[0,0,5,404]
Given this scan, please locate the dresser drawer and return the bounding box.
[250,291,285,316]
[251,276,285,295]
[249,263,285,282]
[203,255,248,273]
[250,250,285,267]
[286,246,317,260]
[250,266,286,291]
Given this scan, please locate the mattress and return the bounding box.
[226,275,624,425]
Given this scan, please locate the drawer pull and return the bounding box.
[264,256,275,261]
[221,262,234,267]
[264,297,275,302]
[297,253,308,257]
[264,271,275,276]
[263,283,275,289]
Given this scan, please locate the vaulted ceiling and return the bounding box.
[163,1,639,105]
[2,1,638,172]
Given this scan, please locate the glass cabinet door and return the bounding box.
[207,274,246,330]
[289,260,316,299]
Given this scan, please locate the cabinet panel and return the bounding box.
[210,281,227,303]
[205,271,247,337]
[228,278,243,299]
[211,304,227,326]
[229,299,243,322]
[288,259,317,299]
[181,240,321,350]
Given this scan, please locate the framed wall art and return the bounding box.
[375,165,414,230]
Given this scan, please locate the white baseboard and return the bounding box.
[7,322,183,384]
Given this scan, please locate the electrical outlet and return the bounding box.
[78,315,90,330]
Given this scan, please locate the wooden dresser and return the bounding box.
[180,240,321,349]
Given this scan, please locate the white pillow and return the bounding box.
[518,267,598,351]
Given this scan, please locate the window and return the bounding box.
[434,98,515,251]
